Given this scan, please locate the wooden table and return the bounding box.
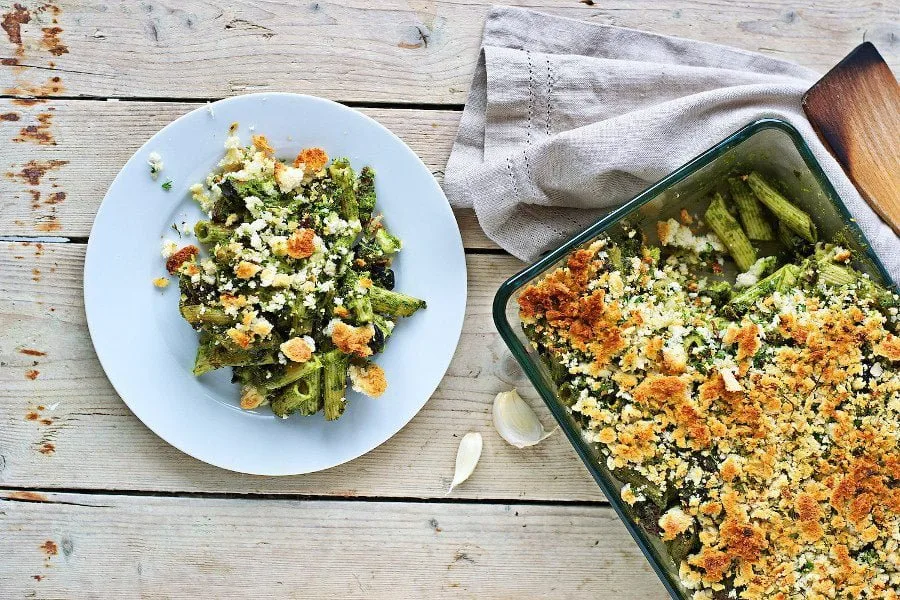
[1,1,896,597]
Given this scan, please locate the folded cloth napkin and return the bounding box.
[444,5,899,283]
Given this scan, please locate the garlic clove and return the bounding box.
[448,432,483,494]
[492,389,556,449]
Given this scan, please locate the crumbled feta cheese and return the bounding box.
[148,151,164,179]
[189,183,214,213]
[259,266,277,287]
[657,218,726,254]
[323,318,342,337]
[274,163,306,193]
[161,239,179,258]
[322,212,349,236]
[245,195,263,216]
[735,256,773,289]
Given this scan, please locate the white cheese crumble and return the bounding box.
[245,195,263,216]
[323,318,342,336]
[657,218,726,254]
[735,256,773,289]
[274,163,306,193]
[148,152,164,179]
[259,266,276,287]
[161,239,179,258]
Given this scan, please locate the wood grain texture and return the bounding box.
[802,42,900,235]
[0,241,605,500]
[0,490,668,598]
[0,98,498,248]
[1,1,897,104]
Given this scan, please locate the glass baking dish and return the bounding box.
[492,118,894,599]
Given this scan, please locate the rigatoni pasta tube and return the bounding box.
[728,177,774,241]
[704,193,757,272]
[729,263,802,309]
[194,221,233,245]
[260,356,322,392]
[322,350,349,421]
[271,365,323,418]
[180,304,232,326]
[746,172,817,243]
[369,286,427,317]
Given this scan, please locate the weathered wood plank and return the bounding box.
[0,98,499,249]
[0,490,667,598]
[0,242,605,500]
[1,1,896,103]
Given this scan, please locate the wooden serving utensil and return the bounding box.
[802,42,900,235]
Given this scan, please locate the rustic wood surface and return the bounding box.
[0,490,667,598]
[0,0,896,104]
[1,0,897,597]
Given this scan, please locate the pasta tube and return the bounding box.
[369,286,426,317]
[704,193,757,272]
[322,350,349,421]
[728,177,774,241]
[194,221,233,245]
[746,172,817,243]
[271,367,323,418]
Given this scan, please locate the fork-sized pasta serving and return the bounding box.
[159,125,426,420]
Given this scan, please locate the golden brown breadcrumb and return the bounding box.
[280,337,313,363]
[165,245,198,274]
[294,147,328,172]
[331,322,373,358]
[286,228,316,260]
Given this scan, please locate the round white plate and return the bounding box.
[84,93,467,475]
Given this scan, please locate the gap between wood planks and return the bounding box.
[0,485,609,508]
[0,94,466,113]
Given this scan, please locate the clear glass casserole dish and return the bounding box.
[492,118,894,599]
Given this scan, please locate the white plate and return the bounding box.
[84,93,467,475]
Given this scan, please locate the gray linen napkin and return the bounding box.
[444,6,899,283]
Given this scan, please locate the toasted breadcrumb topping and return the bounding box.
[294,147,328,172]
[286,228,316,259]
[251,134,275,157]
[240,385,266,409]
[280,337,313,363]
[348,363,387,397]
[331,322,374,358]
[165,245,198,274]
[235,261,261,279]
[520,237,900,599]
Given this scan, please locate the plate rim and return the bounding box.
[83,92,467,475]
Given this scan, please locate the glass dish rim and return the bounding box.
[491,117,894,599]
